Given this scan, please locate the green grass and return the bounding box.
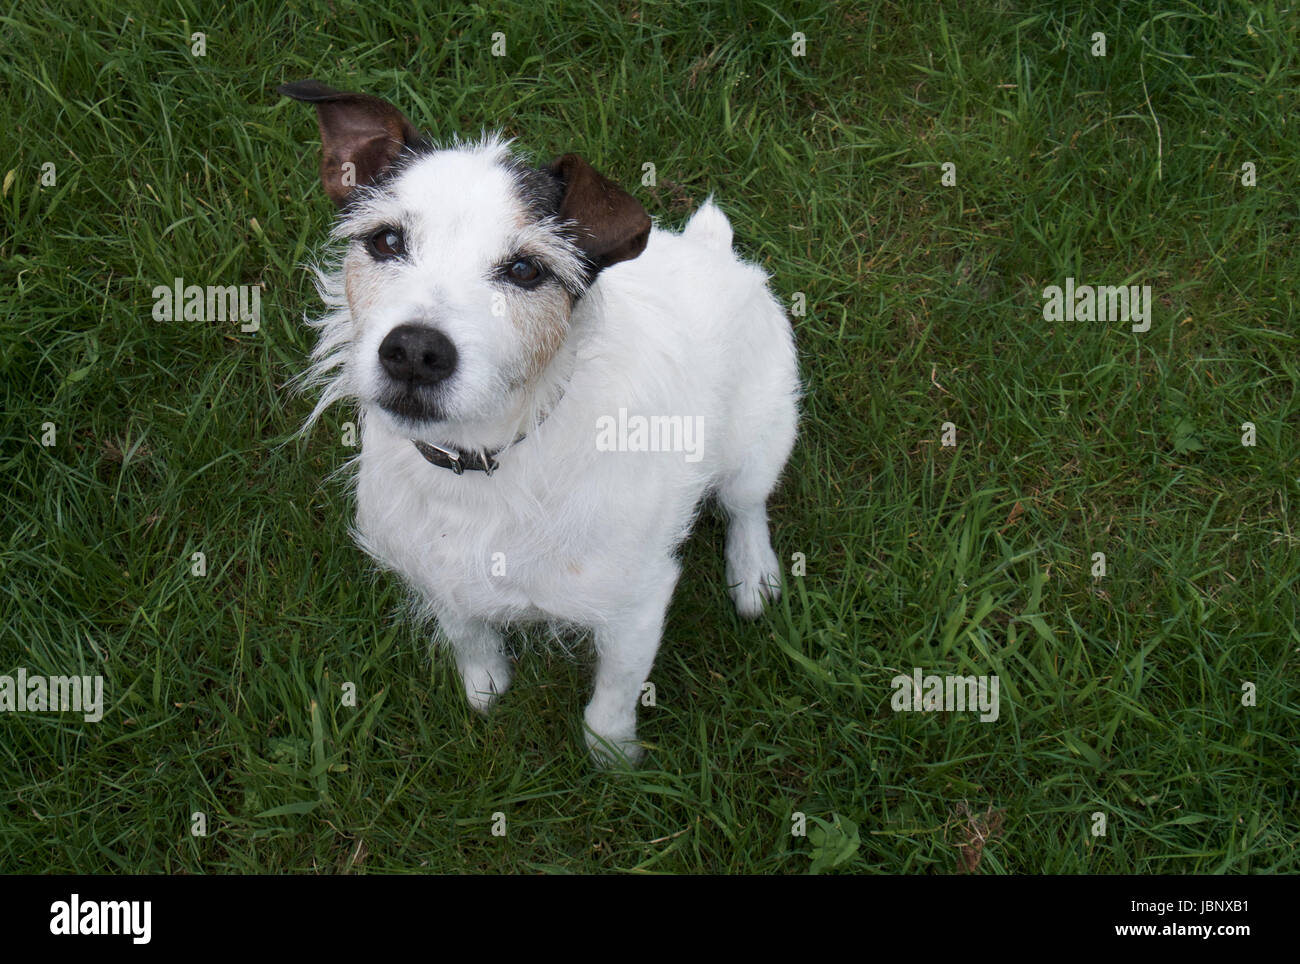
[1,0,1296,874]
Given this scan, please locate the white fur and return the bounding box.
[300,137,799,765]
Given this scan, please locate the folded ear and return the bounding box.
[548,154,651,275]
[278,80,422,206]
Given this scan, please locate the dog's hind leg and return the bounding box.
[720,488,782,618]
[717,397,797,619]
[438,613,512,715]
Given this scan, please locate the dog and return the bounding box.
[279,80,799,764]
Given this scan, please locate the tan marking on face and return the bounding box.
[508,285,572,383]
[344,251,387,323]
[344,258,361,308]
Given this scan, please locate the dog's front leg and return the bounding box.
[584,561,679,766]
[438,613,512,715]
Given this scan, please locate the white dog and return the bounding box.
[280,81,799,764]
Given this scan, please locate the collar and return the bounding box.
[410,383,566,477]
[411,437,512,476]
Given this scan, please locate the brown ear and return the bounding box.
[548,154,651,273]
[278,80,421,206]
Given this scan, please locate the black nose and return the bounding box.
[378,324,457,387]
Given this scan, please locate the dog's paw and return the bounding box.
[583,712,644,768]
[726,545,782,619]
[460,657,512,715]
[585,730,645,768]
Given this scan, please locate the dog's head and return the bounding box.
[279,80,650,430]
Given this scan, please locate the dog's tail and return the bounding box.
[682,198,733,251]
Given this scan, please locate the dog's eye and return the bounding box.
[504,258,544,288]
[367,228,405,260]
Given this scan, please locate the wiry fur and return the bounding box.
[295,133,799,765]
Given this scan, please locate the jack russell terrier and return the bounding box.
[280,80,799,764]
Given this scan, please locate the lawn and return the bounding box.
[1,0,1296,873]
